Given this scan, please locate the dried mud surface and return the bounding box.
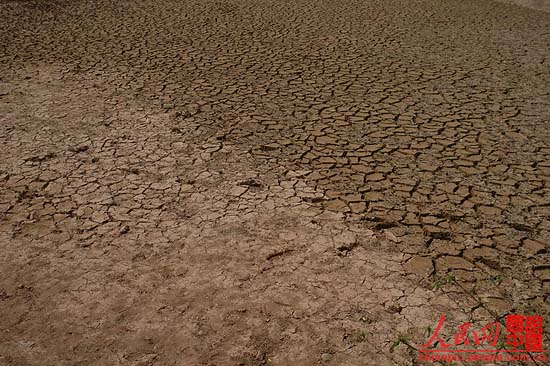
[1,0,549,365]
[495,0,550,11]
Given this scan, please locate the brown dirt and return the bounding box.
[0,0,549,365]
[494,0,550,11]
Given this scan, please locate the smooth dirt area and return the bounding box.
[1,0,549,365]
[496,0,550,11]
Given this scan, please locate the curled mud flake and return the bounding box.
[239,179,262,188]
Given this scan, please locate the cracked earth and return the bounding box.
[1,0,549,365]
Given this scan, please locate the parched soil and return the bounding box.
[496,0,550,11]
[0,0,549,365]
